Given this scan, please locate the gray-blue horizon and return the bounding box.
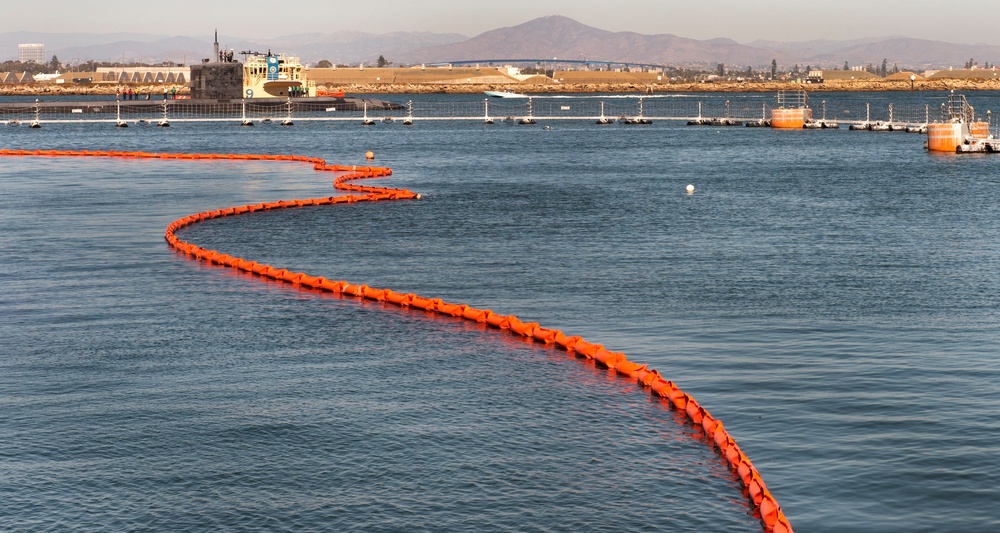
[2,0,999,46]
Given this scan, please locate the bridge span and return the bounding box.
[424,58,671,71]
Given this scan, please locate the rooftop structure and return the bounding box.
[925,68,1000,80]
[0,71,36,84]
[814,70,879,81]
[95,67,189,84]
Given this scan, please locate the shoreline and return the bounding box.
[3,79,1000,97]
[330,79,1000,94]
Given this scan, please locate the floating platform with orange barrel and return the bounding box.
[927,92,998,153]
[770,90,812,129]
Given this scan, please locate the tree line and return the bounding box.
[703,57,917,82]
[2,55,187,74]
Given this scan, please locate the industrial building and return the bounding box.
[17,43,45,63]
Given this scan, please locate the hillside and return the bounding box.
[3,16,999,69]
[400,16,785,66]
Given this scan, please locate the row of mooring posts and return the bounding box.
[9,99,299,129]
[3,96,972,132]
[4,95,676,128]
[686,101,760,127]
[847,102,930,132]
[330,98,648,126]
[4,100,43,128]
[237,99,295,127]
[114,100,172,128]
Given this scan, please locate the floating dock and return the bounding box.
[3,92,992,148]
[0,96,401,115]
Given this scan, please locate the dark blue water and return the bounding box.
[3,93,1000,532]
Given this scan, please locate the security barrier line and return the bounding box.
[0,148,793,533]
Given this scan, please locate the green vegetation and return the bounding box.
[1,60,51,75]
[0,58,181,74]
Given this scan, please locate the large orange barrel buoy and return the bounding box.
[770,108,812,129]
[926,123,964,152]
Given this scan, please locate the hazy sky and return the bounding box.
[5,0,1000,45]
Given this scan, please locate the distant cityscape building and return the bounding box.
[18,43,45,63]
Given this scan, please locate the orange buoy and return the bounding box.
[770,107,812,129]
[926,123,964,152]
[365,151,375,160]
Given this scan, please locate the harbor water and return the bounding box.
[2,92,1000,532]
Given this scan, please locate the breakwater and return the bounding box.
[1,93,984,130]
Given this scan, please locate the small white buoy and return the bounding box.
[686,184,695,194]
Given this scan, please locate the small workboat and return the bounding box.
[485,90,527,98]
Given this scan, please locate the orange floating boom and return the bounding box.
[0,148,793,533]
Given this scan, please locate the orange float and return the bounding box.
[770,108,812,129]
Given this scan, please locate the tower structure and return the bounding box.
[18,43,45,63]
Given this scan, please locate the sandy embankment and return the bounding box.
[0,84,189,98]
[4,79,1000,97]
[324,79,1000,94]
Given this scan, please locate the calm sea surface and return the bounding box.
[2,92,1000,532]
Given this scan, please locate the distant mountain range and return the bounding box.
[3,16,999,70]
[0,30,466,66]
